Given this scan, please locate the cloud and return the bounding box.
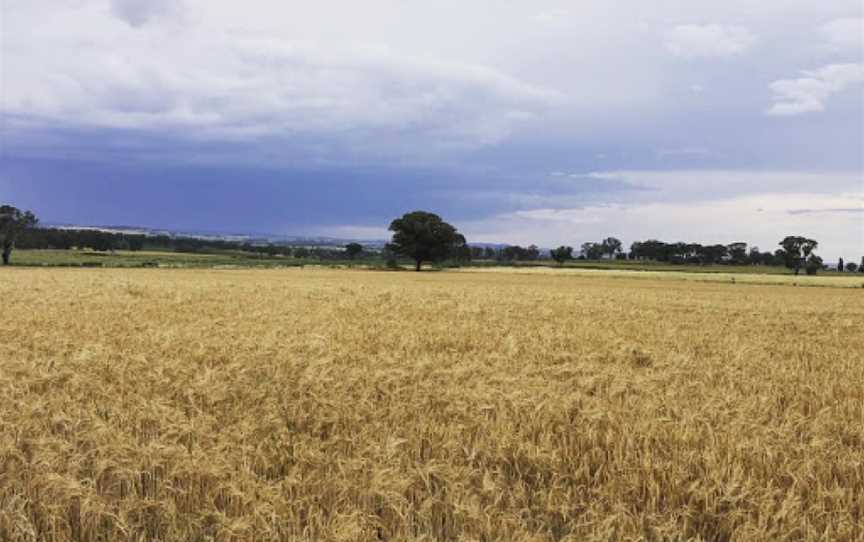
[766,63,864,116]
[656,147,717,159]
[110,0,179,27]
[2,0,863,261]
[787,207,863,215]
[818,18,864,51]
[532,11,568,25]
[1,21,559,157]
[3,0,861,169]
[463,191,864,259]
[577,169,864,201]
[664,24,756,58]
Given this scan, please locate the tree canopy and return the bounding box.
[550,246,573,265]
[387,211,465,271]
[344,243,363,260]
[601,237,622,258]
[779,236,818,275]
[0,205,38,265]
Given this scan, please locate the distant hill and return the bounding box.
[44,223,515,250]
[45,223,389,248]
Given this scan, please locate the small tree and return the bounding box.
[386,211,465,272]
[345,243,363,260]
[837,257,844,272]
[380,247,399,269]
[0,205,39,265]
[550,246,573,265]
[846,261,859,273]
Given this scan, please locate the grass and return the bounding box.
[460,265,864,289]
[13,249,858,281]
[469,258,799,275]
[1,267,862,541]
[9,249,353,269]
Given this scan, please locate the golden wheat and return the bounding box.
[1,267,862,541]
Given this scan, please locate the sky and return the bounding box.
[1,0,862,258]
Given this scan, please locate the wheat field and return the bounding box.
[1,267,862,541]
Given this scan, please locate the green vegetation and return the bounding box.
[10,249,349,269]
[2,204,861,276]
[387,210,466,271]
[11,248,832,278]
[0,204,39,265]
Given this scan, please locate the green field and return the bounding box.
[10,249,855,280]
[9,249,320,268]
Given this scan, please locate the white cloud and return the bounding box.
[0,7,558,154]
[766,63,864,116]
[818,18,864,51]
[532,11,568,25]
[1,0,861,169]
[582,169,864,199]
[656,147,717,159]
[664,24,756,58]
[464,169,863,258]
[464,191,864,260]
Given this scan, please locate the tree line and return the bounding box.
[2,204,861,275]
[11,225,293,255]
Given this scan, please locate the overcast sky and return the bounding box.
[1,0,862,258]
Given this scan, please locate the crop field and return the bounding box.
[1,267,862,541]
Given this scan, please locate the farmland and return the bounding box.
[1,267,862,541]
[7,248,831,276]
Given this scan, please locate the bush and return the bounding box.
[805,254,823,275]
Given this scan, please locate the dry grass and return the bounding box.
[1,267,862,541]
[458,265,864,289]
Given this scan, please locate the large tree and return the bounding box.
[387,211,465,271]
[0,205,38,265]
[779,236,818,275]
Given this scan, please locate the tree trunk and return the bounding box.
[415,259,422,272]
[2,241,11,265]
